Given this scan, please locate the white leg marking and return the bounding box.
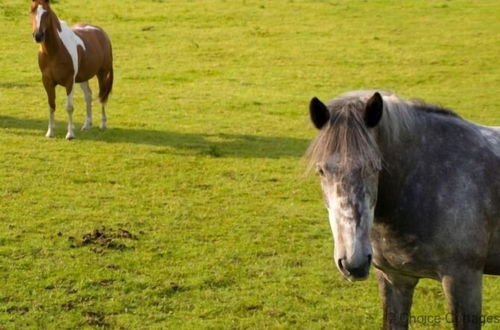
[65,88,75,140]
[80,81,93,130]
[46,106,55,138]
[100,104,107,130]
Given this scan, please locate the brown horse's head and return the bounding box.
[30,0,52,43]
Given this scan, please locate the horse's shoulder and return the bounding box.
[463,124,500,164]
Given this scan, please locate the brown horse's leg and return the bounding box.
[376,269,419,330]
[80,81,92,130]
[42,76,56,138]
[64,81,76,140]
[441,269,482,330]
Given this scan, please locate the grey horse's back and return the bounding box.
[478,125,500,158]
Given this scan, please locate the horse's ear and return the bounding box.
[364,92,383,128]
[310,97,330,129]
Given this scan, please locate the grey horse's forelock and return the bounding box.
[305,90,436,175]
[305,96,383,175]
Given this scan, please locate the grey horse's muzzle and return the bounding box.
[337,254,372,281]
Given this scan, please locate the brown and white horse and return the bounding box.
[30,0,113,139]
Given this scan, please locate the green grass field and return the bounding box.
[1,0,499,328]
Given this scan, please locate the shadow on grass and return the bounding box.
[0,82,32,89]
[0,115,310,159]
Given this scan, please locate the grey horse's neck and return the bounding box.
[375,106,470,217]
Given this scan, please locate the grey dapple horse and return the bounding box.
[306,90,500,330]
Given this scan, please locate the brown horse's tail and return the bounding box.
[99,67,113,104]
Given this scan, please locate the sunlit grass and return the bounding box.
[0,0,499,328]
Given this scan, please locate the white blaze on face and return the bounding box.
[323,178,374,261]
[325,182,357,261]
[57,20,86,80]
[35,5,47,30]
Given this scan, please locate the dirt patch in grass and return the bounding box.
[83,311,108,327]
[68,227,139,253]
[6,306,29,315]
[158,282,186,298]
[61,301,75,311]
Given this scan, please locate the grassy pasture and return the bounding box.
[1,0,499,328]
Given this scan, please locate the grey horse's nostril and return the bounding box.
[337,258,345,271]
[338,256,371,279]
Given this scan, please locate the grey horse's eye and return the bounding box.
[316,165,325,177]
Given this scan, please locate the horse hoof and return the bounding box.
[46,131,55,138]
[100,124,107,130]
[65,133,75,140]
[81,124,92,131]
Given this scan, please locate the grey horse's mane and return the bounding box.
[305,90,460,174]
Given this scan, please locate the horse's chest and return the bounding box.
[371,223,440,279]
[51,64,73,84]
[38,53,73,83]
